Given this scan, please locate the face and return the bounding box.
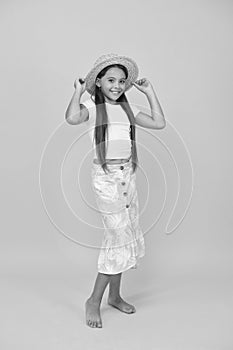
[96,67,127,104]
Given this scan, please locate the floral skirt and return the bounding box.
[91,157,145,274]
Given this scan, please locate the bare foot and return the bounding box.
[85,298,102,328]
[108,296,136,314]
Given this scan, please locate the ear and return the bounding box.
[95,78,101,88]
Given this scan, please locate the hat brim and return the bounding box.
[85,55,139,95]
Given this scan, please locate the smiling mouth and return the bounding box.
[110,91,121,94]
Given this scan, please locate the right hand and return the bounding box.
[74,77,87,94]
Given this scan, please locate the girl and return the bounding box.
[65,53,166,328]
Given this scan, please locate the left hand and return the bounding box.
[132,78,154,94]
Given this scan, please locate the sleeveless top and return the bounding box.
[80,97,140,159]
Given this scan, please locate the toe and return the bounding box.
[129,304,136,312]
[126,306,134,313]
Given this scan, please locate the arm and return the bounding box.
[133,79,166,129]
[65,79,89,125]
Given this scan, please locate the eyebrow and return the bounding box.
[107,77,126,80]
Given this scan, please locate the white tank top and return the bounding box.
[81,97,140,159]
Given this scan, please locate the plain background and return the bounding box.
[1,0,233,349]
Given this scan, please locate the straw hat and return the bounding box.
[84,53,139,95]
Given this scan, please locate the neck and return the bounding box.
[104,97,119,105]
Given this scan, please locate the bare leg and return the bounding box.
[85,272,111,328]
[108,272,136,313]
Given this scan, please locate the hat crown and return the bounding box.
[94,53,120,67]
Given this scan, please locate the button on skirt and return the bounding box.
[91,158,145,274]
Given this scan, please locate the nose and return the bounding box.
[113,82,120,89]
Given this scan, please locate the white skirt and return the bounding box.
[91,158,145,274]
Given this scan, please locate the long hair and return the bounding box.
[90,64,138,174]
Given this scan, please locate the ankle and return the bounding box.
[108,293,121,301]
[87,296,102,306]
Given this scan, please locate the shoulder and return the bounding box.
[129,102,141,117]
[80,97,96,111]
[80,97,96,123]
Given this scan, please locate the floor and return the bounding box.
[1,256,232,350]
